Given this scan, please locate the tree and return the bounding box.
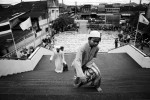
[52,15,75,33]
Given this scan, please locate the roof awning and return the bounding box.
[121,14,131,16]
[21,12,45,18]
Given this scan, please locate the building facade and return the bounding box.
[47,0,59,22]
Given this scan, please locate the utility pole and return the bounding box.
[62,0,64,14]
[129,0,131,11]
[46,0,50,35]
[139,0,142,5]
[62,0,63,4]
[75,1,77,19]
[146,2,150,19]
[134,0,142,46]
[139,0,142,14]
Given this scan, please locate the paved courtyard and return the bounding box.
[54,31,119,53]
[53,19,150,55]
[53,20,121,53]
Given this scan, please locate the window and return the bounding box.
[52,10,54,13]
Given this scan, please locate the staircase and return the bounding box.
[0,53,150,100]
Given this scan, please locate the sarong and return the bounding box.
[83,63,101,83]
[74,63,101,87]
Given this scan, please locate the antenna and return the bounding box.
[140,0,142,5]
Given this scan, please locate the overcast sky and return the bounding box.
[0,0,149,5]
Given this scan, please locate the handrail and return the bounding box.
[2,33,46,58]
[108,44,150,57]
[0,56,26,60]
[0,47,41,60]
[28,47,41,60]
[130,45,149,57]
[108,45,124,52]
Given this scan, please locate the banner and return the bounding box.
[20,17,32,31]
[139,14,149,25]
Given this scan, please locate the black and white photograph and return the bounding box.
[0,0,150,100]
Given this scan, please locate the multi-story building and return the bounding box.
[105,4,120,13]
[47,0,59,22]
[0,1,59,57]
[80,4,92,13]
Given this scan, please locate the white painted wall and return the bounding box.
[108,45,150,68]
[0,59,31,76]
[48,8,59,21]
[0,47,54,77]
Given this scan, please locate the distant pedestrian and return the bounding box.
[42,38,47,47]
[71,30,102,93]
[126,34,130,43]
[115,38,119,48]
[140,40,144,50]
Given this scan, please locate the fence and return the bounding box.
[3,31,47,58]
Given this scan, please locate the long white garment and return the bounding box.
[54,51,63,73]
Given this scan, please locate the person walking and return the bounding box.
[50,46,64,73]
[71,30,102,93]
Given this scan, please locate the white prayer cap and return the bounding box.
[89,30,101,38]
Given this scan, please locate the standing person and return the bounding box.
[50,46,63,73]
[60,46,68,71]
[115,38,119,48]
[140,39,144,50]
[51,36,56,49]
[71,30,102,92]
[126,34,130,44]
[47,35,51,49]
[42,38,47,48]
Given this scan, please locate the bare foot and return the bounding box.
[73,76,83,88]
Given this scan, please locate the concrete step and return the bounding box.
[0,53,150,100]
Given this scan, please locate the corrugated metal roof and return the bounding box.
[0,1,47,22]
[21,12,46,18]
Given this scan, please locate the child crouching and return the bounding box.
[71,30,102,92]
